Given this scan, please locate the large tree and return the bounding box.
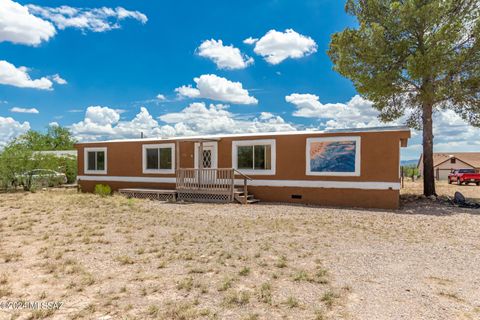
[328,0,480,196]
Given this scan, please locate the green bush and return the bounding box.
[402,165,420,178]
[64,157,77,183]
[94,184,112,197]
[0,145,33,191]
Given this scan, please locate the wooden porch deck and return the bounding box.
[119,168,258,204]
[176,168,234,203]
[176,168,257,204]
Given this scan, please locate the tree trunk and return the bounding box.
[422,102,436,196]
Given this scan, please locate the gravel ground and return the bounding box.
[401,179,480,201]
[0,181,479,319]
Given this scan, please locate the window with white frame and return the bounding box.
[84,147,107,174]
[232,139,275,175]
[306,136,361,176]
[142,144,175,174]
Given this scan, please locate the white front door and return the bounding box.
[194,142,218,169]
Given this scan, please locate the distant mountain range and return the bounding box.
[401,159,418,166]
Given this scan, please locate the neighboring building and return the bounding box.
[34,150,77,157]
[417,152,480,180]
[75,126,410,209]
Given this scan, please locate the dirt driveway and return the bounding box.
[0,182,479,319]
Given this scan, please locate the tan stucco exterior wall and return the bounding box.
[75,130,409,209]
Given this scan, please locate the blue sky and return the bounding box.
[1,0,479,160]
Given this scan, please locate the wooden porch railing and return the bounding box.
[176,168,235,201]
[175,168,252,203]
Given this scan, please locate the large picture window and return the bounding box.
[306,136,361,176]
[142,144,175,174]
[232,139,275,175]
[84,147,107,174]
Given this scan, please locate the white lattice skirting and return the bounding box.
[119,189,176,202]
[177,192,231,203]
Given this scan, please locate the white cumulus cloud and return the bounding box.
[70,104,295,141]
[26,4,148,32]
[243,37,258,45]
[0,0,146,46]
[175,74,258,105]
[159,103,236,135]
[69,106,121,139]
[0,116,30,148]
[429,110,480,150]
[85,106,120,126]
[0,60,54,90]
[197,39,253,70]
[156,94,166,101]
[401,110,480,159]
[286,94,383,129]
[70,106,168,140]
[0,0,56,46]
[285,93,480,160]
[159,102,296,136]
[51,74,67,85]
[247,29,317,64]
[10,107,39,114]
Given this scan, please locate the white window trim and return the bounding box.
[194,142,218,169]
[232,139,276,175]
[84,147,107,175]
[306,136,361,176]
[142,143,175,174]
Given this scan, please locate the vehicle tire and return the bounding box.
[477,182,480,186]
[457,179,461,185]
[448,178,452,184]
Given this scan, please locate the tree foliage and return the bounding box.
[328,0,480,195]
[402,164,420,178]
[0,126,77,191]
[329,0,479,125]
[14,125,77,151]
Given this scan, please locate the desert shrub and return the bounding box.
[94,184,112,197]
[0,176,11,191]
[0,145,34,191]
[64,157,77,183]
[402,165,420,178]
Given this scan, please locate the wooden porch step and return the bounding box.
[234,189,252,195]
[235,194,255,200]
[234,193,259,205]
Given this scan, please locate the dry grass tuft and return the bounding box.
[223,290,251,306]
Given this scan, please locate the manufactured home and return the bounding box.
[75,126,410,209]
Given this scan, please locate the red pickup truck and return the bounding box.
[448,169,480,185]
